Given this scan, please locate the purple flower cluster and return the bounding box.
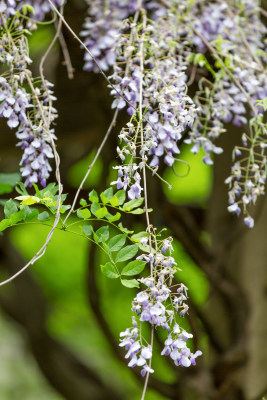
[0,0,61,21]
[17,126,54,187]
[109,15,196,195]
[0,0,17,18]
[82,0,266,176]
[120,238,202,375]
[0,18,57,187]
[188,1,267,164]
[161,325,202,367]
[0,78,30,129]
[120,317,154,377]
[193,1,266,55]
[111,163,143,200]
[0,73,57,186]
[144,58,196,168]
[80,0,138,72]
[80,0,168,73]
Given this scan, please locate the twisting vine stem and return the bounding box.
[0,6,64,285]
[137,6,154,398]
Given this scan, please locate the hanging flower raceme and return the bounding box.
[80,0,168,73]
[0,11,57,187]
[109,11,197,198]
[225,114,267,228]
[80,0,139,72]
[119,236,202,376]
[0,0,61,21]
[188,0,267,164]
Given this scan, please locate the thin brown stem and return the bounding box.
[63,108,119,225]
[192,28,258,116]
[57,30,74,79]
[260,7,267,18]
[47,0,146,122]
[0,8,64,286]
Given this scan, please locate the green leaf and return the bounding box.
[121,260,147,276]
[4,199,18,218]
[91,202,101,216]
[95,225,109,242]
[0,219,11,232]
[108,234,126,252]
[38,211,50,221]
[106,212,121,222]
[80,198,87,207]
[100,188,113,204]
[0,183,13,195]
[110,195,120,207]
[0,172,20,186]
[83,224,93,236]
[121,279,139,288]
[15,182,28,196]
[77,208,91,219]
[32,183,41,198]
[15,196,40,206]
[100,194,110,204]
[25,209,39,222]
[118,223,134,234]
[42,191,54,200]
[60,205,71,214]
[115,190,126,205]
[123,198,144,211]
[89,190,99,203]
[103,187,113,198]
[132,207,152,214]
[10,209,25,225]
[101,262,119,279]
[95,207,108,219]
[116,244,139,263]
[131,231,149,242]
[40,183,58,196]
[139,244,151,253]
[131,208,145,215]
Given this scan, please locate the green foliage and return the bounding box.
[120,279,139,288]
[0,172,20,196]
[101,262,119,279]
[77,208,91,219]
[115,244,139,263]
[4,199,18,217]
[257,97,267,111]
[190,52,216,76]
[38,211,50,222]
[82,224,93,236]
[108,234,126,252]
[10,222,170,400]
[0,183,152,286]
[121,260,146,276]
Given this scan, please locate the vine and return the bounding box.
[0,0,266,398]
